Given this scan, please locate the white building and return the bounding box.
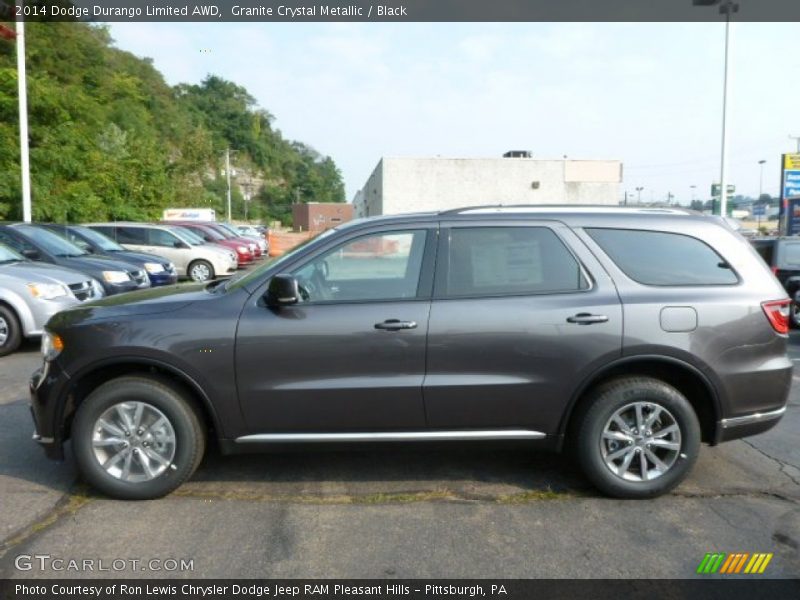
[353,155,623,217]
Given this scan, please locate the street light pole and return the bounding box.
[15,16,31,223]
[718,1,736,218]
[225,148,232,222]
[636,186,644,204]
[693,0,738,218]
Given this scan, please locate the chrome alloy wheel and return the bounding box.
[92,402,176,482]
[190,263,211,282]
[0,316,8,345]
[601,402,682,482]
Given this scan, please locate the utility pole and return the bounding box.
[225,148,232,222]
[15,17,31,222]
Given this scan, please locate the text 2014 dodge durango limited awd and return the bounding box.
[29,207,792,499]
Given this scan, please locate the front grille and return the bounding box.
[131,270,148,287]
[68,281,96,302]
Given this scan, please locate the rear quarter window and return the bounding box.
[586,228,738,286]
[778,242,800,267]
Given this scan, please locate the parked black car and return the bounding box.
[37,224,178,287]
[30,207,791,500]
[0,223,149,295]
[750,237,800,326]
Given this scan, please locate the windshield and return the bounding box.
[226,228,335,292]
[169,226,204,246]
[217,223,242,237]
[73,225,125,251]
[207,224,236,239]
[16,225,87,257]
[0,243,24,263]
[195,225,225,241]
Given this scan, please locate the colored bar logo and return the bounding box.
[697,552,773,574]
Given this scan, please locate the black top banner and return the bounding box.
[3,0,800,22]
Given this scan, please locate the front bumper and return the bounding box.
[149,271,179,286]
[29,361,70,460]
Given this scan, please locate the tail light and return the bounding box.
[761,299,791,334]
[771,266,779,276]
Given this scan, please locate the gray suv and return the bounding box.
[29,207,792,500]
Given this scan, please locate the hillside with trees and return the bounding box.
[0,22,345,225]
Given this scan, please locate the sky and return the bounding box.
[107,22,800,205]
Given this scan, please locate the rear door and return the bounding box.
[423,220,623,434]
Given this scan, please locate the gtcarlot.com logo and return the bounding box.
[697,552,773,575]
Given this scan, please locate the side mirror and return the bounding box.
[266,274,300,307]
[173,240,188,249]
[22,249,40,260]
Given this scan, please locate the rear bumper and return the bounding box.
[716,406,787,443]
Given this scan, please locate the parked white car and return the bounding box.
[84,223,238,282]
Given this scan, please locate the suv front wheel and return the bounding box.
[576,377,701,499]
[72,376,206,500]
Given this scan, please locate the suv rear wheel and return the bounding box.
[72,376,206,500]
[576,377,700,499]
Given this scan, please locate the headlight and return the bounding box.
[144,262,165,274]
[248,243,256,251]
[237,246,248,253]
[41,330,64,362]
[102,270,131,284]
[27,283,69,300]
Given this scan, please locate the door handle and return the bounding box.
[374,319,418,331]
[566,313,609,325]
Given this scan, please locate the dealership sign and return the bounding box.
[784,170,800,199]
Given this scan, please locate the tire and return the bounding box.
[0,304,22,357]
[791,301,800,329]
[72,376,206,500]
[188,260,214,283]
[575,376,701,499]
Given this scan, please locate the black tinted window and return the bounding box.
[587,228,738,286]
[117,227,147,244]
[148,229,180,248]
[443,227,588,297]
[751,241,774,265]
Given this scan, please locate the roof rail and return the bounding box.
[438,204,698,215]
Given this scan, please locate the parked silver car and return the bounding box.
[0,244,103,356]
[84,223,238,282]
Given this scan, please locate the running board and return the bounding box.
[235,430,546,444]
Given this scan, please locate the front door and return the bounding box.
[236,226,436,432]
[423,221,623,435]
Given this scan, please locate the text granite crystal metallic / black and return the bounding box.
[28,207,792,500]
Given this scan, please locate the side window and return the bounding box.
[0,230,22,252]
[117,227,147,245]
[90,226,115,239]
[586,228,738,286]
[148,229,179,248]
[442,227,588,297]
[293,230,427,302]
[752,241,774,265]
[779,242,800,267]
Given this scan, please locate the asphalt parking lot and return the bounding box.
[0,338,798,579]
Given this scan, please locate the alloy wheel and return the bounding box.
[91,401,176,482]
[0,316,7,345]
[600,401,682,482]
